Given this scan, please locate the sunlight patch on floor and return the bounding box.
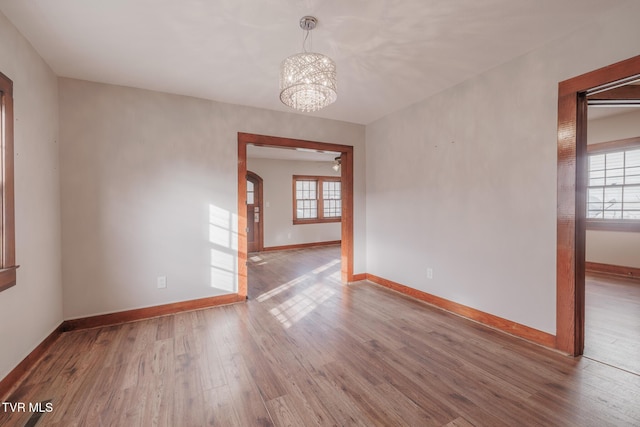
[269,284,335,328]
[311,259,339,275]
[250,254,268,265]
[256,259,339,303]
[255,273,310,303]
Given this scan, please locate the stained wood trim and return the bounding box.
[262,240,341,252]
[340,151,354,283]
[559,57,640,96]
[556,54,640,356]
[238,132,355,290]
[366,274,556,349]
[587,85,640,101]
[0,71,16,293]
[556,91,587,356]
[62,293,245,331]
[351,273,367,282]
[238,140,248,298]
[585,262,640,280]
[239,132,350,154]
[0,266,18,292]
[0,323,64,400]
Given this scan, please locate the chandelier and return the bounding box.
[279,16,337,112]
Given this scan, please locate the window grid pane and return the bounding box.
[295,179,318,219]
[322,181,341,217]
[296,200,318,219]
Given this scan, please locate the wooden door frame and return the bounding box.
[246,170,264,252]
[237,132,354,299]
[556,54,640,355]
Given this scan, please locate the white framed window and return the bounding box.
[587,137,640,231]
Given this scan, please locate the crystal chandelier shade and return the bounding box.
[279,16,337,112]
[280,53,337,112]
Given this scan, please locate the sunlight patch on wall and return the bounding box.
[209,204,238,292]
[210,249,235,292]
[211,249,234,272]
[209,204,238,250]
[210,265,235,292]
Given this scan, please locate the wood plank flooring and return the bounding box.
[584,273,640,375]
[1,245,639,426]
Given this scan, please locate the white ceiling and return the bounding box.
[0,0,629,125]
[588,105,639,120]
[248,145,338,162]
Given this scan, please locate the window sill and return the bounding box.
[0,265,19,293]
[586,220,640,232]
[293,218,341,225]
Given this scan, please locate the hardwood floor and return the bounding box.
[585,273,640,375]
[2,245,639,426]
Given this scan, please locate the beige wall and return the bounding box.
[588,109,640,144]
[59,78,365,319]
[586,109,640,268]
[365,1,640,335]
[0,12,61,380]
[247,158,341,248]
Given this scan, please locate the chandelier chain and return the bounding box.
[302,28,312,53]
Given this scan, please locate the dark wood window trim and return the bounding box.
[586,136,640,232]
[292,175,341,225]
[0,71,17,292]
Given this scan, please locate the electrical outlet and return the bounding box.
[157,276,167,289]
[427,268,433,279]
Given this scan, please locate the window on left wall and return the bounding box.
[0,72,17,292]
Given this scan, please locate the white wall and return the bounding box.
[0,12,61,380]
[246,158,341,248]
[365,1,640,335]
[59,78,365,319]
[588,109,640,143]
[586,109,640,268]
